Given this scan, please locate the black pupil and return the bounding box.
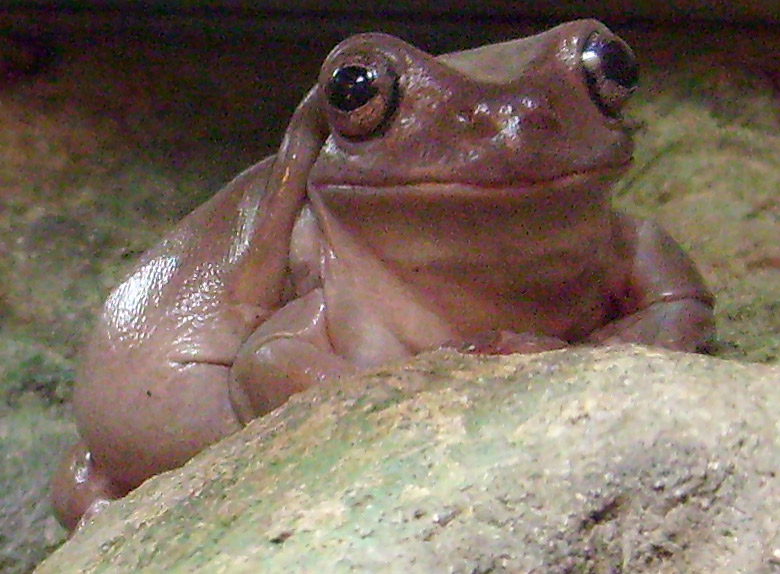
[586,37,638,90]
[328,65,378,112]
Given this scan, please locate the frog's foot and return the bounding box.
[50,441,131,533]
[448,330,568,355]
[587,298,715,353]
[228,289,356,425]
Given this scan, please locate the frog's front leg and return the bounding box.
[588,215,715,352]
[228,288,356,424]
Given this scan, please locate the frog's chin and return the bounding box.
[310,164,629,203]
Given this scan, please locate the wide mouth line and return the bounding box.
[309,164,629,196]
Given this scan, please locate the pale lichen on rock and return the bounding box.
[33,346,780,573]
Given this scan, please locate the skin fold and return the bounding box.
[50,20,714,531]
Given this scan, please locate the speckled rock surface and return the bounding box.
[33,346,780,573]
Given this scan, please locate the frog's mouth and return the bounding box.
[309,163,631,203]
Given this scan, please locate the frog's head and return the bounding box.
[306,20,637,199]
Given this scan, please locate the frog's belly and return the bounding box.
[314,188,625,364]
[397,251,617,343]
[382,207,624,343]
[321,238,620,367]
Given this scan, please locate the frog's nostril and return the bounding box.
[465,100,560,142]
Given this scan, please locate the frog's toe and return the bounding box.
[447,330,569,355]
[50,441,130,533]
[588,299,715,353]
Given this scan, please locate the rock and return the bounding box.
[33,345,780,573]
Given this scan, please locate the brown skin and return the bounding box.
[51,21,714,531]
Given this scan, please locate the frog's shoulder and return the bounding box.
[133,156,275,269]
[105,155,280,328]
[182,156,276,244]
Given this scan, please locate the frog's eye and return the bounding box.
[322,57,399,139]
[581,31,638,117]
[328,66,378,112]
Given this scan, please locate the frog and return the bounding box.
[50,20,714,531]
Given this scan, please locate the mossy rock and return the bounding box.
[34,346,780,573]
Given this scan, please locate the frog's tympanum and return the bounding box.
[51,21,714,531]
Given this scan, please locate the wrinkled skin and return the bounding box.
[51,20,714,531]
